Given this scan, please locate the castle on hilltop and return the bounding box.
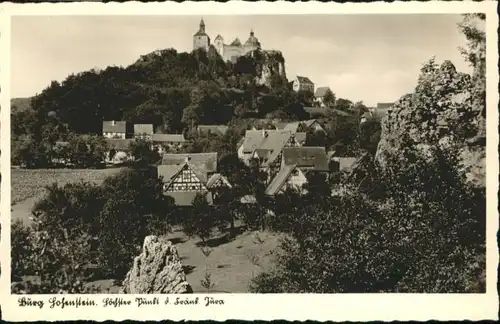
[193,18,262,63]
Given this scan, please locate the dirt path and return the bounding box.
[11,195,45,225]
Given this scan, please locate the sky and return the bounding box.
[11,14,471,107]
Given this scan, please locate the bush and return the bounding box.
[251,146,485,293]
[11,220,35,281]
[18,167,172,292]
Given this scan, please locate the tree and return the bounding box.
[180,193,217,244]
[129,138,160,165]
[11,220,35,282]
[359,117,382,155]
[323,88,336,107]
[97,168,170,276]
[250,192,388,293]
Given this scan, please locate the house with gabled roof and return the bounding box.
[102,120,132,139]
[197,125,229,136]
[372,102,394,120]
[292,75,314,93]
[134,124,154,140]
[314,86,332,107]
[265,146,329,196]
[151,133,187,154]
[105,138,134,164]
[158,153,231,206]
[237,129,306,182]
[284,119,326,134]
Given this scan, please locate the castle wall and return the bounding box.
[223,45,245,63]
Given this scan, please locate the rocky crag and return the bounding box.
[251,49,287,87]
[375,58,486,189]
[121,235,193,294]
[375,14,486,189]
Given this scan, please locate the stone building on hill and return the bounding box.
[213,30,261,63]
[292,76,314,93]
[192,18,262,63]
[314,86,332,107]
[193,18,211,52]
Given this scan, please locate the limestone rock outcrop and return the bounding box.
[252,50,287,88]
[375,58,486,189]
[121,235,193,294]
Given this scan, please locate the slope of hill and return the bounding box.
[11,97,32,112]
[11,47,295,137]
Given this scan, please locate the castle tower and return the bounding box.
[214,34,224,57]
[193,18,211,52]
[244,29,260,54]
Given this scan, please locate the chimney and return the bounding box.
[262,130,268,138]
[185,156,191,163]
[111,120,116,126]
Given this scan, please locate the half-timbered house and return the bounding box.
[237,129,307,183]
[158,153,231,206]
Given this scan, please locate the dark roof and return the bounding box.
[106,138,133,151]
[230,38,242,46]
[161,153,218,174]
[377,102,394,109]
[257,131,294,166]
[265,165,295,195]
[373,103,393,119]
[240,130,267,154]
[314,87,331,98]
[158,162,208,185]
[304,107,330,117]
[282,147,329,171]
[102,121,127,133]
[152,133,186,143]
[284,119,321,133]
[197,125,229,136]
[296,76,314,85]
[240,129,296,166]
[134,124,154,135]
[157,164,184,182]
[165,191,213,206]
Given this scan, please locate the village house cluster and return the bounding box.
[97,116,367,207]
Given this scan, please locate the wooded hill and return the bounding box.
[11,46,317,138]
